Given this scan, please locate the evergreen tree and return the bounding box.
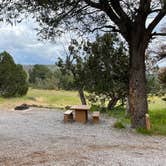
[85,33,129,109]
[0,51,28,97]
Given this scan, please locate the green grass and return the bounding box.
[107,96,166,135]
[113,121,125,129]
[147,96,166,135]
[0,88,81,109]
[108,105,130,125]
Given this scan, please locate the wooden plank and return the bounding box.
[64,111,73,123]
[71,105,90,111]
[92,111,100,117]
[64,110,73,115]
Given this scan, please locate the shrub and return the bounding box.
[113,121,125,129]
[0,51,28,97]
[136,127,152,135]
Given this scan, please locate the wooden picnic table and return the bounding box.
[70,105,90,123]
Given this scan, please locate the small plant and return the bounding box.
[136,127,152,135]
[90,104,105,113]
[113,121,125,129]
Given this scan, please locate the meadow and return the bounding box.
[0,88,81,109]
[0,88,165,135]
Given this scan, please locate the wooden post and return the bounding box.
[145,113,151,130]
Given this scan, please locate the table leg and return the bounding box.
[75,109,88,123]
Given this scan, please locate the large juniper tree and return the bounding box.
[1,0,166,128]
[0,51,28,97]
[84,33,129,110]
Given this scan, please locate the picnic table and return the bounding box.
[70,105,90,123]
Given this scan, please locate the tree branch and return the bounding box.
[83,0,121,26]
[149,9,162,14]
[87,25,120,33]
[152,32,166,36]
[83,0,103,10]
[110,0,130,21]
[147,8,166,33]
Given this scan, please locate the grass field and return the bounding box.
[0,88,81,109]
[0,88,165,135]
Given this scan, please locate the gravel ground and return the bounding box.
[0,108,166,166]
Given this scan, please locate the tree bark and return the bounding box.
[107,96,119,110]
[78,88,87,105]
[129,40,148,128]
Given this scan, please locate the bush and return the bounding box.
[113,121,125,129]
[136,127,152,135]
[0,51,28,97]
[90,104,106,113]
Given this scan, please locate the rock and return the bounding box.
[14,104,29,110]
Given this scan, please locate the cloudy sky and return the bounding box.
[0,18,72,64]
[0,16,166,65]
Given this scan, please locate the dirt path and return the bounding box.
[0,108,166,166]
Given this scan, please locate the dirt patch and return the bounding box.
[0,108,166,166]
[88,144,161,151]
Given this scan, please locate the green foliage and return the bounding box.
[113,121,125,129]
[90,104,107,113]
[158,67,166,85]
[87,93,107,108]
[55,70,74,90]
[57,39,87,90]
[0,51,28,97]
[108,97,166,135]
[136,128,152,135]
[29,64,52,83]
[145,49,166,97]
[85,33,129,96]
[146,74,163,96]
[108,105,130,125]
[58,33,129,109]
[29,64,74,90]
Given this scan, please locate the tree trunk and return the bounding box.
[107,96,119,110]
[78,88,87,105]
[129,42,148,128]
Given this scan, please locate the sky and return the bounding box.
[0,16,166,66]
[0,18,72,65]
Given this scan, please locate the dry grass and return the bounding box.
[0,88,81,109]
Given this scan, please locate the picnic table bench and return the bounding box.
[64,110,73,123]
[92,111,100,123]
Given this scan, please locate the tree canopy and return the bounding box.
[58,33,129,108]
[1,0,165,40]
[85,33,129,109]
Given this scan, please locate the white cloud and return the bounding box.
[0,18,71,64]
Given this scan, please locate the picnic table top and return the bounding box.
[70,105,90,110]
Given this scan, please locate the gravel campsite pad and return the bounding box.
[0,108,166,166]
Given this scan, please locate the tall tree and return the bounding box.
[57,39,87,105]
[1,1,166,128]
